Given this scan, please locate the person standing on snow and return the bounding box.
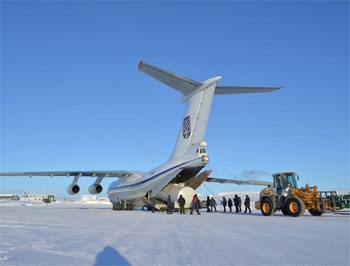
[222,197,227,212]
[151,197,156,213]
[190,194,201,215]
[210,196,217,212]
[234,194,240,212]
[238,196,242,212]
[178,194,186,214]
[167,195,173,214]
[244,195,251,213]
[228,198,233,212]
[206,196,211,212]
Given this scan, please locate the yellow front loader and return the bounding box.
[255,172,342,217]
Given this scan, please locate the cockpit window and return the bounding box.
[197,147,207,154]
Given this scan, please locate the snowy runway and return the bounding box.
[1,201,349,266]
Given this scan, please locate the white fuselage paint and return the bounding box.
[107,152,206,205]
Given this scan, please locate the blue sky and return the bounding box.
[1,1,349,199]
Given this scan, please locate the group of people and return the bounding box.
[206,196,218,212]
[177,193,201,215]
[221,195,251,213]
[151,194,200,215]
[174,194,201,215]
[151,193,251,214]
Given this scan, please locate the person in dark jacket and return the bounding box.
[190,194,201,215]
[178,194,186,214]
[166,195,173,214]
[228,198,233,212]
[244,195,251,213]
[238,196,242,212]
[210,197,217,212]
[206,196,211,212]
[151,197,156,213]
[234,194,240,212]
[222,197,227,212]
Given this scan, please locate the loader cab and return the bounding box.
[273,172,299,195]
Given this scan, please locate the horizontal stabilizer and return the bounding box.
[138,61,199,96]
[139,61,282,98]
[215,86,282,95]
[206,177,273,186]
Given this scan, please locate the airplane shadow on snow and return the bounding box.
[94,246,130,266]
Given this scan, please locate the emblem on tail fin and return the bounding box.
[182,116,191,139]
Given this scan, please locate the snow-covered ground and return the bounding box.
[0,201,349,266]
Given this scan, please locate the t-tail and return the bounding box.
[138,61,281,161]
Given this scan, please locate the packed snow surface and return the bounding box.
[0,201,349,266]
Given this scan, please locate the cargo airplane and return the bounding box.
[0,61,281,210]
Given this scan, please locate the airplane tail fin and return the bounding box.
[138,61,281,160]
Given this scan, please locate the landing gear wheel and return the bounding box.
[261,198,276,216]
[113,203,122,210]
[286,197,305,217]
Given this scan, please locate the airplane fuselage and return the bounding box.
[107,145,209,207]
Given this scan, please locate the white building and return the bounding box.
[21,193,55,202]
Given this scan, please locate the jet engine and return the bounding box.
[67,183,80,195]
[89,183,103,194]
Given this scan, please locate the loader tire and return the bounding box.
[282,206,290,216]
[308,209,324,216]
[286,197,305,217]
[261,198,275,216]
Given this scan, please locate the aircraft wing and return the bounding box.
[0,170,143,178]
[215,86,282,95]
[206,177,273,186]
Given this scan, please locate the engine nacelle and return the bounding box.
[89,183,103,194]
[67,183,80,195]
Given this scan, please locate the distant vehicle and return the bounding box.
[255,172,344,217]
[341,194,350,209]
[43,194,55,203]
[0,61,281,210]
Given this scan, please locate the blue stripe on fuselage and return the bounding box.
[108,157,201,192]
